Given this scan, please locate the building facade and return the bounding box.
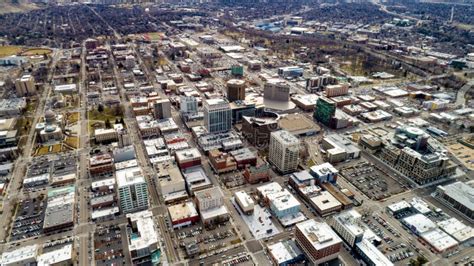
[204,99,232,133]
[269,130,300,174]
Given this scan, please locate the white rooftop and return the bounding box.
[438,181,474,211]
[235,191,254,209]
[257,182,283,199]
[268,189,300,211]
[0,244,37,265]
[420,228,458,252]
[126,210,158,252]
[402,214,436,234]
[91,207,120,220]
[37,244,73,266]
[387,200,411,213]
[356,239,393,266]
[410,197,431,214]
[437,218,474,243]
[267,240,303,264]
[91,178,116,189]
[310,191,342,211]
[296,220,342,251]
[116,167,145,187]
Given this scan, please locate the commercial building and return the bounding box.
[268,189,301,219]
[116,167,149,214]
[180,96,198,114]
[310,191,342,216]
[268,130,300,174]
[182,166,212,195]
[126,210,161,265]
[15,74,36,96]
[175,148,201,170]
[420,228,458,253]
[437,217,473,243]
[235,190,254,215]
[137,115,161,138]
[309,163,338,184]
[94,128,118,143]
[355,239,393,266]
[295,220,342,265]
[314,97,336,127]
[267,240,305,266]
[203,98,232,133]
[37,244,73,266]
[264,79,295,110]
[436,181,473,220]
[278,113,320,137]
[229,101,256,124]
[0,97,26,116]
[243,163,271,184]
[195,187,229,227]
[43,186,75,232]
[208,149,237,174]
[321,134,360,163]
[241,114,280,149]
[0,244,38,266]
[332,210,365,247]
[226,79,246,102]
[402,214,437,235]
[156,164,187,203]
[168,201,199,228]
[278,66,303,78]
[291,94,319,111]
[325,83,349,97]
[229,148,257,168]
[152,99,172,120]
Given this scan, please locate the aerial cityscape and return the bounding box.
[0,0,473,265]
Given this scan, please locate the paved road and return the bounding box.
[0,50,61,250]
[455,79,473,106]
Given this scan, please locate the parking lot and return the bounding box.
[340,160,409,200]
[360,212,420,264]
[10,197,47,241]
[94,224,126,266]
[176,221,241,258]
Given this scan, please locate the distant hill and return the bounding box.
[0,0,39,14]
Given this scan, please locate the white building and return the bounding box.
[332,210,365,247]
[116,167,149,213]
[180,96,198,113]
[37,244,73,266]
[195,187,229,226]
[295,220,342,265]
[235,190,254,215]
[269,130,300,174]
[203,99,232,133]
[94,128,118,143]
[126,210,160,265]
[0,244,38,266]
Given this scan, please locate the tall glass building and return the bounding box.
[204,99,232,133]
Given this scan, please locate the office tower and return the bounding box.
[203,98,232,133]
[314,96,336,126]
[264,79,290,102]
[15,74,36,96]
[269,130,300,174]
[180,96,198,113]
[153,99,172,119]
[226,79,246,102]
[116,167,149,214]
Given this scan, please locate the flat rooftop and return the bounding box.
[296,220,342,251]
[438,181,474,211]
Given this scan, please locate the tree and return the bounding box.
[97,104,104,113]
[105,119,111,129]
[120,117,125,125]
[115,118,120,124]
[409,256,428,266]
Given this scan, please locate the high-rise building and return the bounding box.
[15,74,36,96]
[264,79,290,102]
[116,167,149,214]
[314,96,336,126]
[180,96,198,114]
[226,79,246,102]
[295,220,342,265]
[269,130,300,174]
[153,99,172,119]
[203,99,232,133]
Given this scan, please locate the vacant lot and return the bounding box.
[0,46,22,57]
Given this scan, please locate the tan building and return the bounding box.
[226,79,246,102]
[15,74,36,96]
[94,128,118,143]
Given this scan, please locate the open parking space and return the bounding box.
[340,160,409,200]
[94,224,126,266]
[360,211,421,264]
[176,221,241,258]
[10,197,47,241]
